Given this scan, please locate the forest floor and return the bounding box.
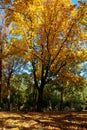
[0,111,87,130]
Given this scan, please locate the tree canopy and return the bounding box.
[0,0,87,111]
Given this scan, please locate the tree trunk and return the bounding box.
[0,44,2,110]
[0,58,2,108]
[7,89,10,111]
[37,87,44,112]
[7,77,11,111]
[0,43,3,109]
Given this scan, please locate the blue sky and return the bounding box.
[72,0,78,5]
[72,0,80,6]
[72,0,87,6]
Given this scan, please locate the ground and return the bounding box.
[0,111,87,130]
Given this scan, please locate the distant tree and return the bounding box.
[0,10,11,107]
[2,56,25,111]
[0,0,14,108]
[10,73,33,111]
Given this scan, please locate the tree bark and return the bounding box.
[7,76,11,111]
[0,43,2,108]
[37,87,44,112]
[0,58,2,108]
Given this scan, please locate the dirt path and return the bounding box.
[0,111,87,130]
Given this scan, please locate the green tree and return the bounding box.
[10,73,33,111]
[3,56,25,111]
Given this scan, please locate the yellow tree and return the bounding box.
[80,1,87,39]
[9,0,87,111]
[0,0,13,107]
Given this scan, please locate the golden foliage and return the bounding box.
[6,0,87,85]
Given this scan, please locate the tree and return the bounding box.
[53,74,86,111]
[0,0,15,109]
[80,1,87,38]
[9,0,87,111]
[2,56,25,111]
[10,73,33,111]
[0,8,9,107]
[0,9,6,107]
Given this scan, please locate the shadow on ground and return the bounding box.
[0,111,87,130]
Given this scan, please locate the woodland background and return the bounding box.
[0,0,87,113]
